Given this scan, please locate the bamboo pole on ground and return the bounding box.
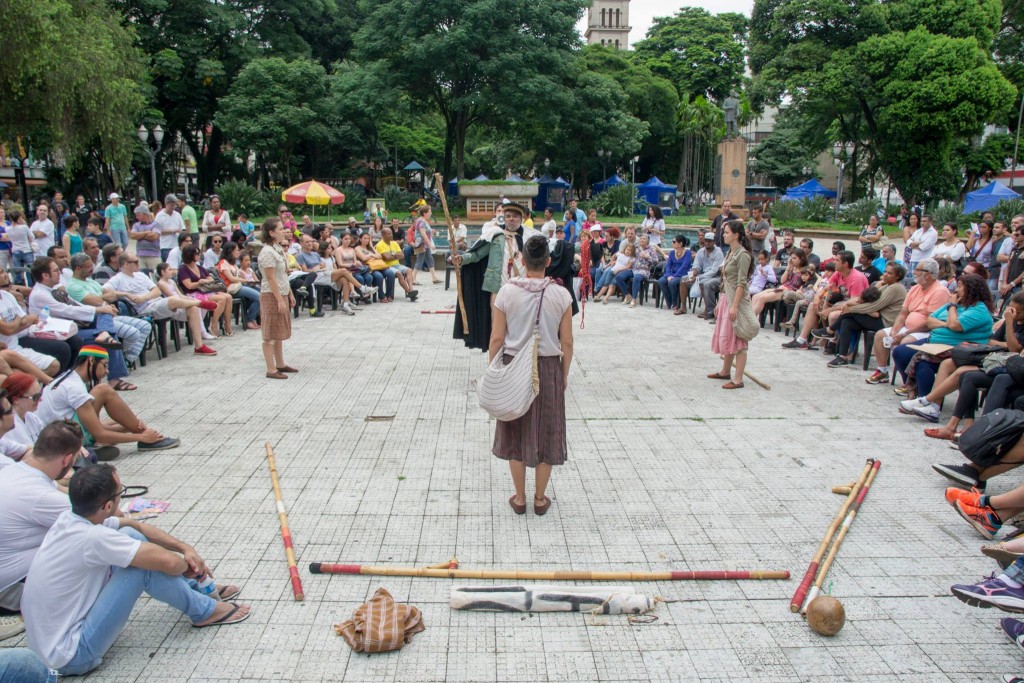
[309,563,789,581]
[790,460,874,612]
[800,459,882,614]
[266,443,304,601]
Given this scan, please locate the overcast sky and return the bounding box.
[578,0,756,45]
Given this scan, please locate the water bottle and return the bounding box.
[39,306,49,324]
[196,574,221,601]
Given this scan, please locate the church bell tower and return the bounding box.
[585,0,631,50]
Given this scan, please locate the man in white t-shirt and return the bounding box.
[23,464,252,674]
[166,232,191,269]
[29,205,55,256]
[154,194,184,262]
[0,421,81,614]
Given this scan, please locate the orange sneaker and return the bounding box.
[945,487,983,508]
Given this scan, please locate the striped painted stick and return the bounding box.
[266,443,304,601]
[308,563,789,581]
[800,459,882,614]
[790,460,874,612]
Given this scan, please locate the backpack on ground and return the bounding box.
[958,408,1024,468]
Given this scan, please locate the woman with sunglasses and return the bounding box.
[1,373,44,461]
[202,234,224,269]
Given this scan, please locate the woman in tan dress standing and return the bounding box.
[489,236,574,516]
[707,220,756,389]
[257,218,297,379]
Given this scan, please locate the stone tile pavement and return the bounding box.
[1,280,1017,681]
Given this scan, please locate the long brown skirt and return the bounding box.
[260,292,292,341]
[492,355,567,467]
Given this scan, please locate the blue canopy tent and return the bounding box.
[780,178,837,201]
[965,182,1021,214]
[535,174,571,213]
[593,175,626,194]
[472,174,489,181]
[446,178,460,196]
[637,176,677,215]
[506,173,527,182]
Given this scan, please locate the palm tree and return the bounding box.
[677,95,725,212]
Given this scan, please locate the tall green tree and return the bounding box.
[215,58,332,186]
[354,0,588,180]
[750,0,1017,202]
[0,0,146,189]
[633,8,747,102]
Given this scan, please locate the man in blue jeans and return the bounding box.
[22,465,250,675]
[0,649,56,682]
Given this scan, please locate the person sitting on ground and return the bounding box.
[658,235,692,314]
[595,243,634,303]
[216,243,261,330]
[856,247,882,284]
[825,263,908,368]
[36,345,178,450]
[201,234,223,270]
[688,233,725,320]
[374,227,418,302]
[864,258,952,384]
[166,232,191,270]
[177,245,233,337]
[106,253,217,351]
[64,254,153,376]
[891,272,994,399]
[22,464,250,675]
[748,249,778,295]
[784,250,868,349]
[93,243,120,281]
[0,420,82,617]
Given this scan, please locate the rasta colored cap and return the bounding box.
[78,345,109,360]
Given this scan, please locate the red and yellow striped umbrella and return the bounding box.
[280,179,345,206]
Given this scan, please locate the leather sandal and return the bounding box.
[508,495,526,515]
[707,372,731,379]
[722,381,744,389]
[276,365,299,373]
[265,371,288,380]
[533,496,551,516]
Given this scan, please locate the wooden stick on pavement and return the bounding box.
[266,442,304,601]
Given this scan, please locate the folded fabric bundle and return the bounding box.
[335,587,425,653]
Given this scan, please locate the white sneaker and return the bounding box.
[360,285,373,297]
[341,303,355,316]
[912,402,942,422]
[0,614,24,641]
[900,396,928,413]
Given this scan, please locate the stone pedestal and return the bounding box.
[716,138,747,208]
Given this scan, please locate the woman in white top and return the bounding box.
[489,236,573,516]
[966,220,996,268]
[257,218,296,379]
[201,195,231,238]
[932,222,966,263]
[4,209,34,272]
[640,205,666,246]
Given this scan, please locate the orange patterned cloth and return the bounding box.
[334,587,425,653]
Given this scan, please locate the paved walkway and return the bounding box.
[2,279,1014,681]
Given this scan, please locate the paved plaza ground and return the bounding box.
[2,277,1016,682]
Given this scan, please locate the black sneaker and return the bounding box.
[138,437,181,451]
[782,339,808,350]
[811,327,835,339]
[827,356,850,368]
[932,463,983,489]
[408,290,419,302]
[310,310,325,318]
[93,446,121,462]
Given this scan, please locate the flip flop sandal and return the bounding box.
[508,495,526,515]
[924,428,955,441]
[218,585,242,601]
[110,380,137,391]
[192,602,251,628]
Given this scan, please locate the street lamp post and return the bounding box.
[137,124,164,201]
[832,143,849,221]
[631,155,639,184]
[802,166,812,180]
[597,149,607,182]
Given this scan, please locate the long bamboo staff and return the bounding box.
[433,173,468,334]
[309,562,789,581]
[790,460,873,612]
[266,443,304,601]
[800,459,882,614]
